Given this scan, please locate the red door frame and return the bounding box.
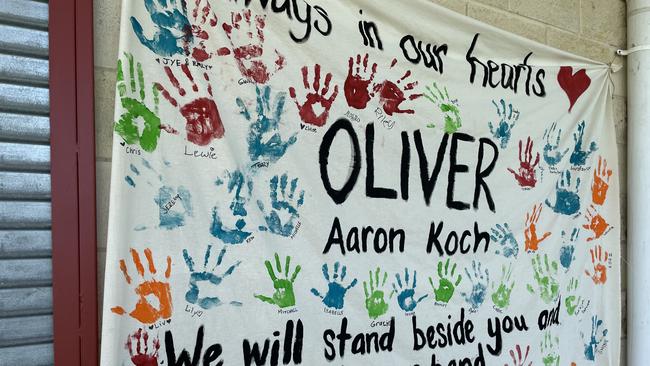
[50,0,99,364]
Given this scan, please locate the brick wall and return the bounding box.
[93,0,628,362]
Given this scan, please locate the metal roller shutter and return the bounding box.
[0,1,53,365]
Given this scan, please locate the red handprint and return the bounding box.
[219,9,286,84]
[188,0,219,62]
[592,156,612,205]
[583,205,611,241]
[508,137,540,188]
[344,54,377,110]
[585,245,610,285]
[155,64,224,146]
[504,344,531,366]
[111,248,173,325]
[289,64,339,127]
[126,329,160,366]
[524,203,551,252]
[373,59,422,116]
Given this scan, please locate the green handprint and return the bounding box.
[254,253,301,309]
[113,53,162,153]
[363,268,389,319]
[527,254,560,304]
[540,331,560,366]
[423,82,462,134]
[565,277,587,316]
[491,263,515,310]
[429,259,461,304]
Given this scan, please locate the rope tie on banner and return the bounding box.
[616,45,650,56]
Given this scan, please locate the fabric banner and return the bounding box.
[100,1,621,365]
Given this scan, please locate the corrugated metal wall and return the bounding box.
[0,1,53,365]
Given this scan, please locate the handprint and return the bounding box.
[508,137,540,188]
[220,9,285,84]
[111,248,173,325]
[311,262,357,310]
[491,263,514,310]
[585,245,610,285]
[570,120,598,167]
[524,203,551,253]
[130,0,192,57]
[187,0,220,61]
[545,170,581,216]
[490,223,519,258]
[559,228,579,271]
[155,64,224,146]
[527,254,559,304]
[126,329,160,366]
[592,156,612,205]
[504,344,532,366]
[373,59,422,116]
[461,260,490,309]
[183,245,242,309]
[289,64,339,127]
[423,82,462,134]
[540,331,560,366]
[257,174,305,237]
[238,86,298,164]
[210,170,254,245]
[565,277,588,316]
[344,53,377,110]
[114,53,162,152]
[583,315,608,361]
[391,268,428,312]
[543,122,569,167]
[255,253,301,308]
[488,99,519,149]
[582,205,611,241]
[363,267,389,319]
[429,258,462,304]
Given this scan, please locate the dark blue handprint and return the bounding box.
[237,86,298,164]
[210,170,254,245]
[488,99,519,149]
[130,0,192,57]
[183,245,242,309]
[490,223,519,258]
[583,315,608,361]
[570,120,598,167]
[391,268,428,312]
[545,170,581,216]
[311,262,357,310]
[543,122,569,167]
[258,174,305,237]
[559,228,579,271]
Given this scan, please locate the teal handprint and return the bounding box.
[114,53,162,152]
[363,268,389,319]
[423,82,462,134]
[391,268,427,313]
[490,223,519,258]
[130,0,192,57]
[543,122,569,167]
[461,260,490,309]
[183,245,242,309]
[429,259,461,304]
[257,174,305,237]
[559,228,579,271]
[540,331,560,366]
[254,253,301,309]
[491,263,514,310]
[570,120,598,167]
[583,315,608,361]
[311,262,357,310]
[488,99,519,149]
[527,254,560,304]
[210,170,254,245]
[545,170,581,216]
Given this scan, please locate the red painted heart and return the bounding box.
[557,66,591,112]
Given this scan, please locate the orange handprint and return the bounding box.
[591,156,612,205]
[524,203,551,252]
[111,248,173,325]
[585,245,610,285]
[583,205,611,241]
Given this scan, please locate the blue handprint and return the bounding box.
[490,223,519,258]
[461,260,490,309]
[155,185,193,230]
[391,268,428,312]
[583,315,608,361]
[559,228,579,271]
[311,262,357,310]
[570,120,598,167]
[488,99,519,149]
[543,122,569,167]
[183,245,242,309]
[210,170,254,245]
[130,0,192,57]
[237,86,298,164]
[258,174,305,237]
[545,170,581,216]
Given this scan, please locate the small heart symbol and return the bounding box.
[557,66,591,113]
[120,141,126,146]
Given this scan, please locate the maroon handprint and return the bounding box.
[155,64,225,146]
[126,329,160,366]
[188,0,219,62]
[289,64,339,127]
[373,59,422,116]
[505,344,531,366]
[508,137,540,188]
[344,53,377,110]
[219,9,286,84]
